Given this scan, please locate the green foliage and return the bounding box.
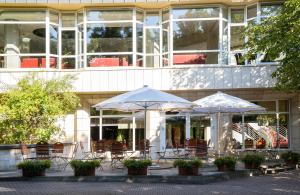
[280,151,300,163]
[17,160,51,173]
[214,156,236,171]
[70,160,101,172]
[241,154,264,166]
[173,158,202,168]
[0,74,80,144]
[123,159,152,169]
[245,0,300,91]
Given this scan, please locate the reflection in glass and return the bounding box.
[62,58,76,69]
[261,3,282,17]
[173,52,218,65]
[146,28,160,54]
[87,55,133,67]
[145,11,159,26]
[137,23,143,53]
[146,55,160,68]
[162,23,169,53]
[61,13,75,27]
[172,8,219,19]
[231,9,244,23]
[87,23,133,53]
[87,10,132,21]
[166,116,186,148]
[190,116,210,140]
[50,12,59,24]
[0,10,45,21]
[62,31,75,55]
[230,26,245,50]
[173,20,219,51]
[50,25,58,55]
[247,5,257,19]
[230,52,246,65]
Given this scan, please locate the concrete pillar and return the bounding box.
[210,114,218,151]
[159,112,166,152]
[4,24,20,68]
[218,114,234,155]
[76,100,91,157]
[185,113,191,139]
[146,111,161,159]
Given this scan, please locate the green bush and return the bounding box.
[173,158,202,169]
[70,160,101,172]
[214,156,236,171]
[17,160,51,174]
[280,151,300,164]
[123,159,152,169]
[241,154,264,167]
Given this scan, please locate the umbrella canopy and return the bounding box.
[93,85,196,111]
[193,91,265,113]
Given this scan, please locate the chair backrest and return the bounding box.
[188,139,197,147]
[138,139,150,150]
[111,141,124,155]
[53,142,64,154]
[95,140,106,153]
[195,139,208,158]
[36,141,49,158]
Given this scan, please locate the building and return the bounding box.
[0,0,299,159]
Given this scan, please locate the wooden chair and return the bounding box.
[36,141,50,160]
[138,139,150,159]
[195,139,208,159]
[51,142,67,170]
[111,141,125,168]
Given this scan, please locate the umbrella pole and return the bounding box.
[144,108,147,159]
[217,112,220,157]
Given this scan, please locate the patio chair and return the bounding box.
[138,139,150,159]
[51,142,68,171]
[195,139,208,159]
[111,141,125,168]
[61,142,79,171]
[36,141,50,160]
[79,141,94,159]
[20,143,36,161]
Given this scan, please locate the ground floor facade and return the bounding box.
[57,88,300,159]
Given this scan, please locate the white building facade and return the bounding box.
[0,0,299,157]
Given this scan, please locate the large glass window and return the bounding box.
[190,115,211,141]
[166,115,186,148]
[87,23,133,53]
[0,10,45,21]
[87,10,132,21]
[173,8,219,19]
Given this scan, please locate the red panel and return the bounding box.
[89,58,129,67]
[21,58,39,68]
[173,54,206,65]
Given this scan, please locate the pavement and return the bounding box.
[0,170,299,195]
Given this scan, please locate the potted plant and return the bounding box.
[17,160,51,177]
[241,154,264,169]
[123,159,152,175]
[173,158,202,176]
[280,151,300,166]
[214,156,236,171]
[70,160,101,176]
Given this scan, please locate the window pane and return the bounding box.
[87,10,132,21]
[146,28,160,54]
[230,26,245,50]
[103,110,132,115]
[166,116,186,148]
[137,23,143,53]
[231,9,244,23]
[62,13,75,27]
[50,25,58,55]
[162,54,169,67]
[247,5,257,19]
[136,10,144,22]
[90,107,100,116]
[172,8,219,19]
[279,100,289,112]
[145,11,159,26]
[77,12,83,24]
[137,55,143,67]
[4,56,47,68]
[62,31,75,55]
[173,20,219,51]
[261,3,282,17]
[173,52,218,65]
[62,58,76,69]
[50,12,59,24]
[87,23,133,53]
[146,55,160,67]
[0,10,45,21]
[162,23,169,53]
[230,52,246,65]
[0,24,46,54]
[162,10,169,21]
[190,116,210,140]
[279,114,289,148]
[87,55,133,67]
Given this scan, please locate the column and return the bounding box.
[4,24,20,68]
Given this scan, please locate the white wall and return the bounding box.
[0,65,277,93]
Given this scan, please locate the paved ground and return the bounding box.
[0,170,299,195]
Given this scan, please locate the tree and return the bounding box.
[245,0,300,91]
[0,74,80,144]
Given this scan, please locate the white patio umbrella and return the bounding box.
[93,85,196,155]
[192,91,265,153]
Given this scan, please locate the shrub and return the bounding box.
[280,151,300,164]
[173,158,202,169]
[123,159,152,169]
[214,156,236,171]
[70,160,101,172]
[241,154,264,168]
[17,160,51,177]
